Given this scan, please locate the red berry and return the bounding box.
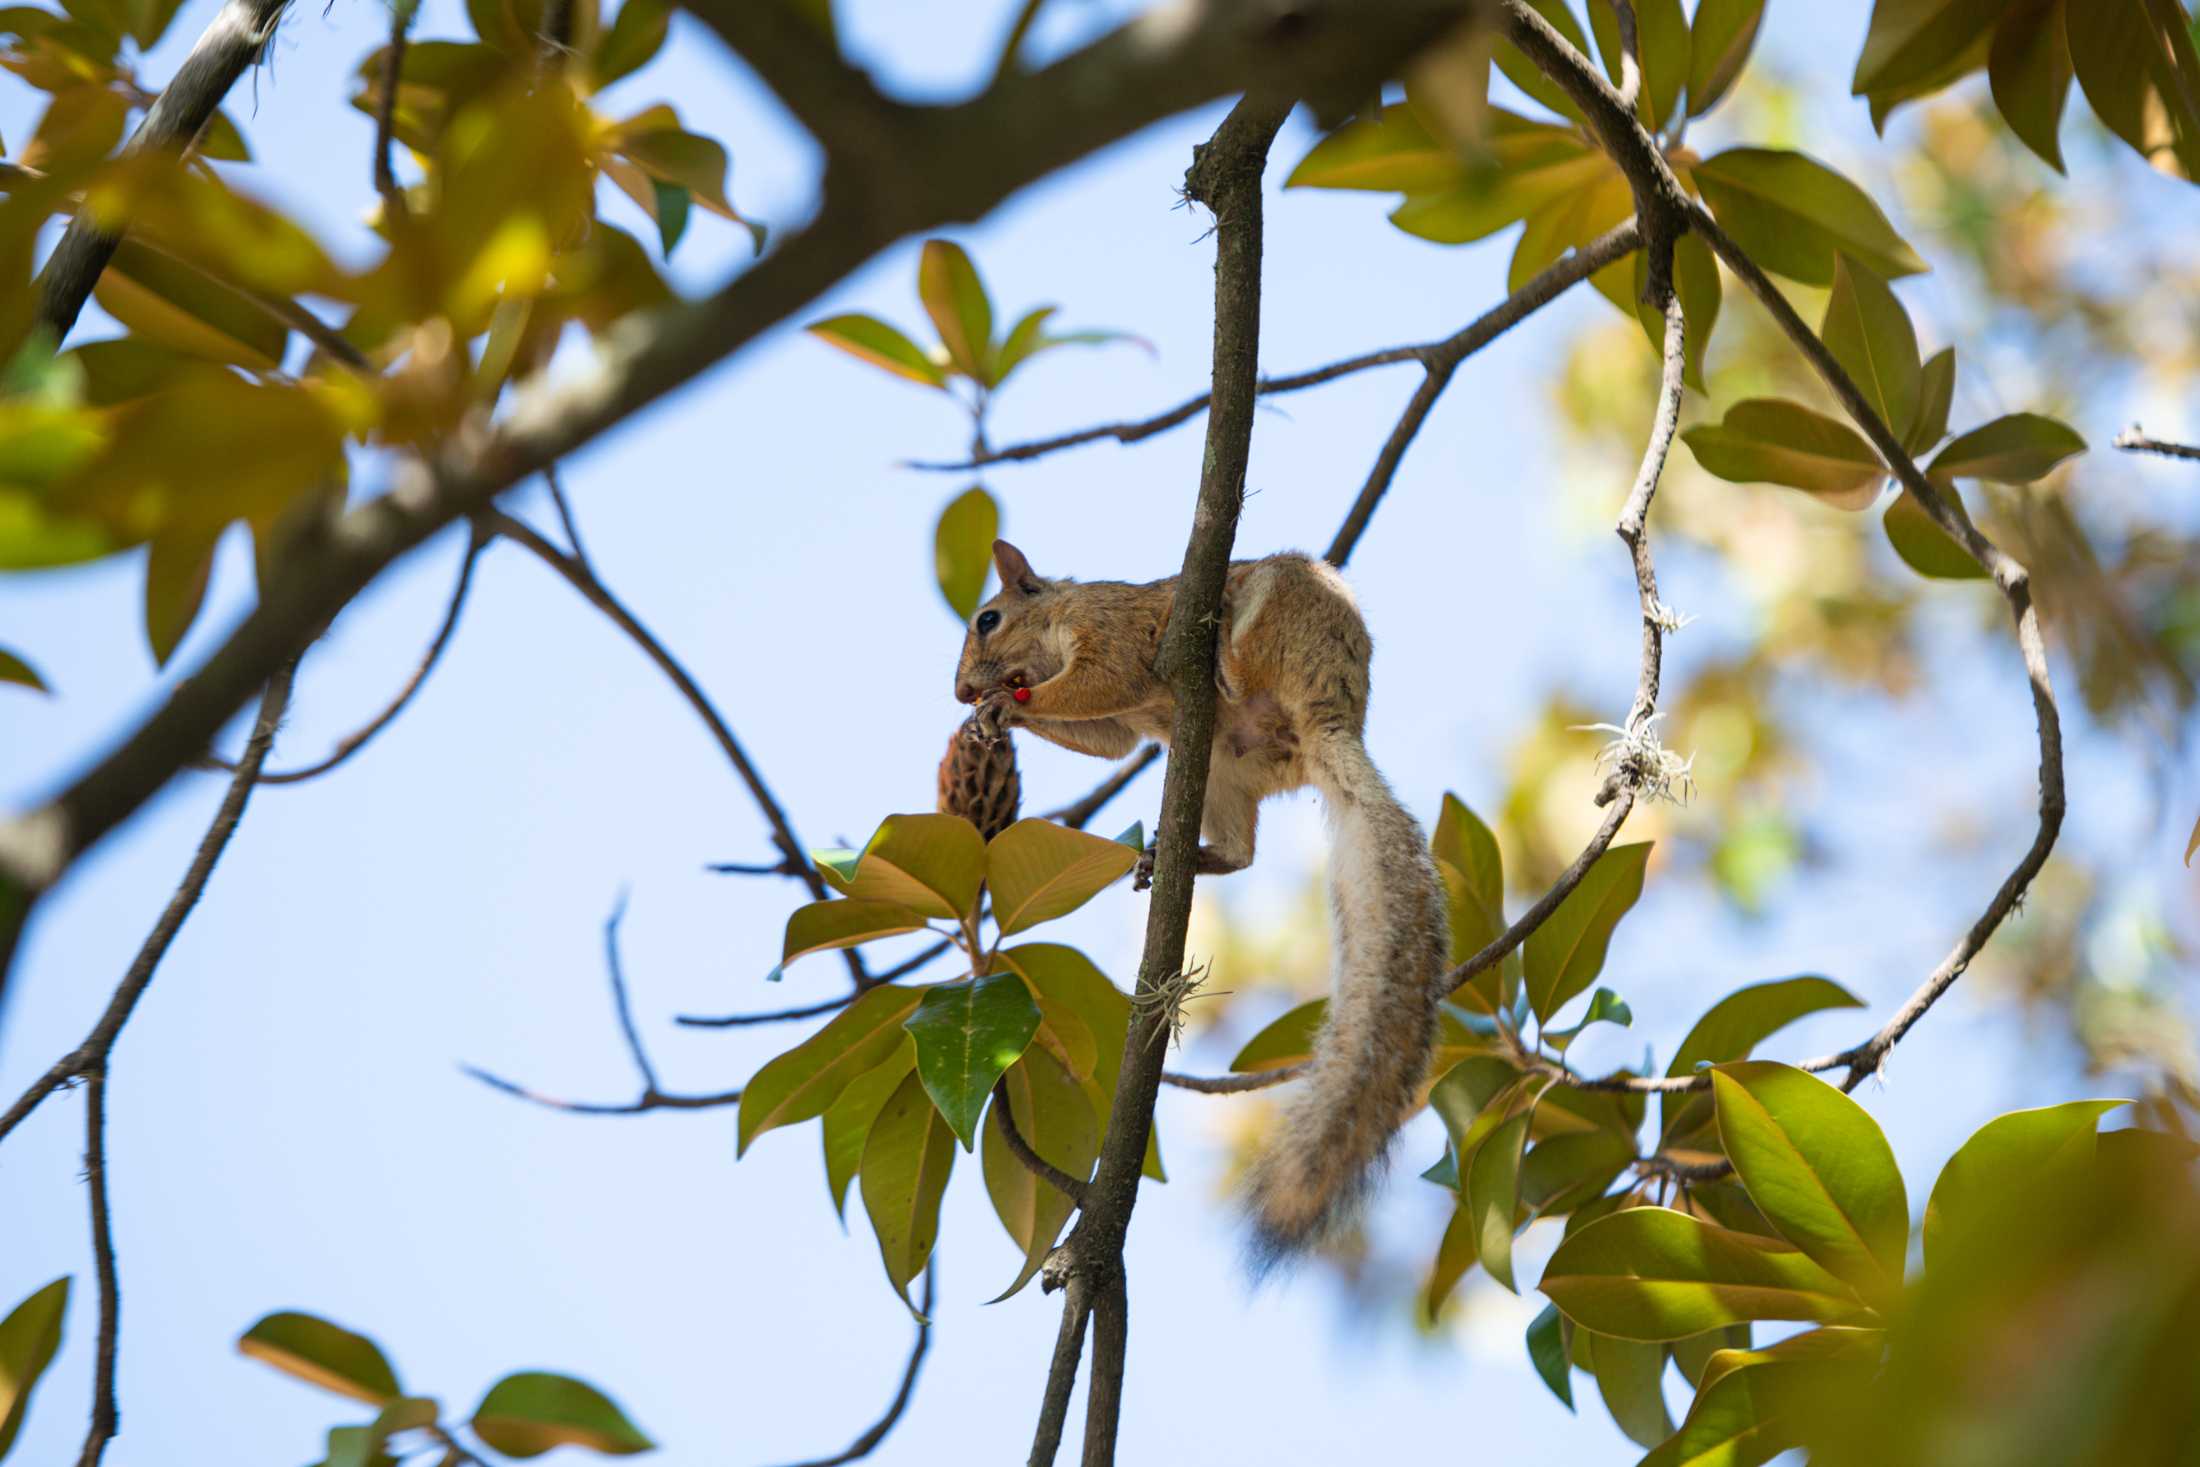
[1012,686,1031,703]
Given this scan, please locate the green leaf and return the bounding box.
[1230,998,1329,1074]
[996,944,1164,1183]
[1669,1325,1748,1388]
[1527,1302,1575,1409]
[1432,793,1506,978]
[1388,114,1611,245]
[0,1277,67,1458]
[858,1067,957,1306]
[903,972,1042,1149]
[1822,254,1921,445]
[1110,821,1143,852]
[2068,0,2200,180]
[470,1372,652,1457]
[988,306,1143,389]
[1694,148,1928,285]
[1430,1057,1528,1175]
[96,237,288,370]
[1520,1129,1636,1214]
[648,180,689,258]
[1681,399,1887,509]
[317,1424,397,1467]
[1711,1061,1907,1303]
[1907,346,1956,455]
[981,1047,1099,1299]
[590,0,670,87]
[1659,976,1863,1145]
[1541,1206,1869,1340]
[1546,987,1633,1051]
[986,818,1139,935]
[1853,0,2011,97]
[1638,1327,1882,1467]
[1523,841,1650,1021]
[143,526,216,668]
[934,486,998,622]
[1591,1332,1673,1448]
[1419,1200,1479,1323]
[780,898,929,967]
[1688,0,1765,117]
[1467,1110,1531,1292]
[1922,1098,2127,1265]
[1285,102,1463,192]
[1587,0,1689,132]
[0,647,48,694]
[738,985,927,1154]
[1927,411,2086,481]
[1884,484,1988,579]
[916,239,993,383]
[1989,0,2073,172]
[821,1040,915,1220]
[616,127,738,217]
[2187,811,2199,866]
[1494,0,1595,123]
[236,1312,402,1405]
[835,813,986,921]
[805,313,948,389]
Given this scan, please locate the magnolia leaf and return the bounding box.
[986,819,1138,935]
[1523,841,1651,1021]
[780,899,928,967]
[1921,1098,2127,1265]
[1682,398,1886,508]
[1989,0,2073,172]
[1540,1207,1869,1340]
[1688,0,1765,117]
[1884,484,1988,579]
[806,314,948,389]
[1494,0,1595,122]
[470,1372,652,1457]
[96,238,288,370]
[1695,147,1928,285]
[934,486,998,621]
[834,813,986,921]
[1520,1130,1636,1215]
[1526,1302,1575,1409]
[916,239,993,382]
[981,1047,1099,1299]
[1823,253,1921,444]
[1420,1201,1479,1323]
[821,1040,915,1220]
[143,526,217,668]
[858,1067,957,1307]
[904,972,1042,1149]
[1285,103,1462,193]
[1852,0,2010,98]
[1389,120,1612,246]
[1660,976,1863,1146]
[1432,792,1505,967]
[0,1277,67,1458]
[996,943,1164,1182]
[1586,0,1689,133]
[237,1312,402,1405]
[1591,1332,1673,1448]
[1467,1110,1531,1292]
[1230,998,1328,1074]
[1927,412,2086,481]
[591,0,670,87]
[1545,987,1633,1052]
[1638,1327,1883,1467]
[1908,345,1957,454]
[738,984,927,1154]
[2068,0,2200,181]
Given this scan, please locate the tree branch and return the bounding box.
[77,1067,119,1467]
[1042,747,1160,830]
[2114,424,2200,461]
[35,0,293,340]
[768,1264,934,1467]
[992,1076,1089,1204]
[1158,1064,1302,1093]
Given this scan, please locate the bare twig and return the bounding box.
[78,1068,119,1467]
[769,1264,935,1467]
[542,462,596,575]
[374,0,413,219]
[1158,1065,1302,1093]
[2114,425,2200,461]
[992,1077,1090,1203]
[1042,747,1160,830]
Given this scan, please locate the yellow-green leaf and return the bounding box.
[1927,411,2086,481]
[821,1040,914,1220]
[1638,1327,1883,1467]
[1921,1098,2127,1265]
[1711,1061,1907,1304]
[1467,1109,1531,1292]
[1682,398,1886,508]
[834,813,986,922]
[2067,0,2200,180]
[916,239,992,382]
[1907,345,1957,454]
[1523,841,1651,1021]
[934,485,998,621]
[1883,484,1988,579]
[986,818,1138,935]
[96,238,287,370]
[858,1067,956,1306]
[1659,976,1863,1147]
[1587,0,1689,133]
[0,1277,68,1457]
[1420,1200,1479,1323]
[1540,1207,1869,1340]
[1695,148,1928,285]
[143,525,216,667]
[1853,0,2011,98]
[590,0,670,88]
[470,1372,652,1457]
[981,1047,1098,1300]
[237,1312,402,1405]
[1494,0,1594,123]
[805,313,948,389]
[1591,1332,1672,1447]
[780,898,929,967]
[1989,0,2073,173]
[1285,102,1463,193]
[738,984,927,1154]
[1822,253,1921,444]
[997,943,1164,1182]
[1688,0,1765,117]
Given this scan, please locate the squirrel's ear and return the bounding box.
[993,540,1044,595]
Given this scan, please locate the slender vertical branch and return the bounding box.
[374,0,415,218]
[78,1067,119,1467]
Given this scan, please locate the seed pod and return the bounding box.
[937,715,1020,840]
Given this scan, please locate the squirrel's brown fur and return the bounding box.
[955,541,1449,1264]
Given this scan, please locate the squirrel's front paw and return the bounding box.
[971,690,1019,743]
[1132,844,1157,891]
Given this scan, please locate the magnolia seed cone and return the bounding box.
[938,716,1021,840]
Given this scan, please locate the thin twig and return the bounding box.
[1158,1065,1302,1093]
[373,0,411,218]
[2114,425,2200,461]
[991,1077,1089,1204]
[542,462,595,575]
[769,1264,935,1467]
[78,1068,119,1467]
[1042,747,1160,830]
[989,0,1048,83]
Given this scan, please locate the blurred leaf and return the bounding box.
[97,238,287,370]
[990,306,1143,390]
[616,126,748,232]
[237,1312,402,1405]
[0,647,48,694]
[316,1424,397,1467]
[648,180,689,258]
[1545,987,1633,1050]
[1907,345,1956,454]
[1527,1302,1575,1409]
[1467,1110,1531,1291]
[1927,412,2086,481]
[1682,398,1886,508]
[1921,1098,2126,1265]
[1587,0,1689,132]
[142,524,216,667]
[1390,113,1612,245]
[1520,1129,1635,1214]
[2068,0,2200,180]
[346,39,515,156]
[470,1372,652,1457]
[1688,0,1765,117]
[590,0,670,87]
[1286,102,1462,192]
[68,337,210,407]
[822,1040,914,1220]
[1541,1207,1868,1339]
[23,83,125,171]
[737,985,927,1154]
[1640,1327,1883,1467]
[1712,1062,1907,1304]
[904,972,1042,1149]
[1884,484,1988,579]
[1110,821,1143,852]
[1695,148,1928,285]
[916,239,993,382]
[859,1067,956,1307]
[1494,0,1594,123]
[779,898,929,967]
[1822,254,1921,444]
[1419,1200,1479,1323]
[1523,840,1651,1021]
[1591,1332,1673,1448]
[986,818,1138,935]
[83,156,344,301]
[934,485,997,621]
[981,1046,1098,1299]
[0,1277,67,1458]
[1401,19,1493,153]
[1852,0,2010,98]
[1989,0,2073,172]
[2188,812,2199,866]
[835,813,985,922]
[1660,976,1863,1146]
[806,313,947,389]
[1230,998,1328,1074]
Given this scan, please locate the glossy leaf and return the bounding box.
[738,985,927,1154]
[1695,148,1928,285]
[1523,841,1651,1021]
[986,818,1138,935]
[1230,998,1329,1074]
[1389,115,1611,245]
[1592,1332,1673,1448]
[806,314,947,389]
[1285,103,1462,193]
[1520,1129,1636,1215]
[1669,1324,1748,1388]
[834,813,986,921]
[1853,0,2011,97]
[1907,345,1957,454]
[1822,254,1921,444]
[1638,1327,1882,1467]
[1711,1062,1907,1303]
[237,1312,402,1404]
[1419,1200,1479,1323]
[1545,987,1632,1051]
[1432,792,1505,976]
[1660,976,1863,1145]
[0,648,47,694]
[0,1277,67,1458]
[1927,411,2087,481]
[1688,0,1765,116]
[1430,1057,1528,1172]
[471,1372,652,1457]
[2068,0,2200,180]
[981,1047,1099,1299]
[1681,398,1886,508]
[1990,0,2073,172]
[1921,1098,2126,1265]
[821,1041,914,1220]
[1467,1110,1531,1292]
[1884,485,1988,579]
[996,944,1164,1182]
[904,972,1042,1149]
[859,1067,957,1305]
[916,239,993,382]
[934,485,999,621]
[1526,1302,1574,1409]
[780,899,929,967]
[1540,1207,1867,1340]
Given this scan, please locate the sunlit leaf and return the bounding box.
[1906,345,1956,454]
[995,943,1163,1182]
[986,818,1138,935]
[1493,0,1594,123]
[2067,0,2200,181]
[904,971,1042,1149]
[143,525,216,667]
[590,0,670,88]
[859,1067,956,1306]
[1285,102,1462,193]
[1230,998,1329,1074]
[805,313,948,389]
[835,813,986,922]
[1520,1129,1636,1215]
[1927,412,2086,481]
[1659,976,1863,1146]
[1545,987,1633,1051]
[916,239,992,382]
[1695,148,1928,285]
[23,83,126,171]
[1430,1056,1527,1172]
[1638,1327,1883,1467]
[1989,0,2073,172]
[737,985,928,1154]
[1540,1207,1869,1340]
[96,238,287,370]
[779,898,929,967]
[1633,230,1721,391]
[1419,1199,1478,1322]
[1586,0,1689,132]
[237,1312,402,1405]
[1523,841,1650,1021]
[934,485,998,621]
[1852,0,2010,98]
[1390,119,1612,245]
[981,1047,1098,1299]
[1432,791,1505,966]
[1681,398,1886,509]
[822,1040,914,1220]
[470,1372,652,1457]
[1688,0,1765,117]
[1921,1098,2126,1265]
[0,1277,67,1457]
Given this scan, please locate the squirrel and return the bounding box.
[954,539,1449,1265]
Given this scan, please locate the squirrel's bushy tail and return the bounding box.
[1244,729,1448,1271]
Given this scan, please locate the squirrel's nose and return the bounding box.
[955,681,978,705]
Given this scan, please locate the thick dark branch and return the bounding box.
[0,664,295,1147]
[769,1265,934,1467]
[1026,1276,1093,1467]
[35,0,292,339]
[78,1068,120,1467]
[992,1077,1089,1204]
[2114,425,2200,461]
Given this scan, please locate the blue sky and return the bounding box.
[4,2,2198,1463]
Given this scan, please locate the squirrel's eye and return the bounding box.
[975,610,1001,634]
